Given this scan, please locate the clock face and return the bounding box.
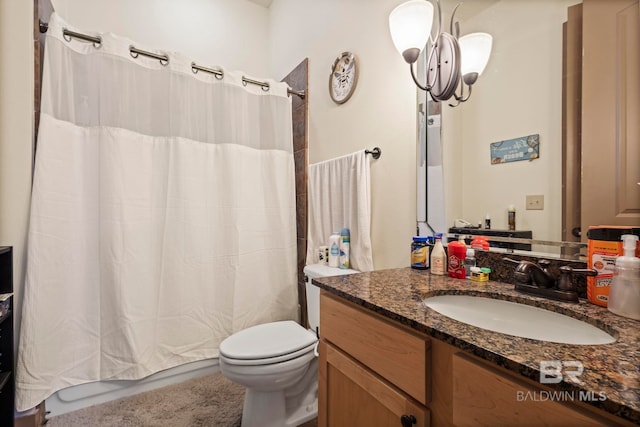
[330,52,358,104]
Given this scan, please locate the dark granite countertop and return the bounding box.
[312,267,640,424]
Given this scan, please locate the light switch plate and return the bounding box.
[526,195,544,210]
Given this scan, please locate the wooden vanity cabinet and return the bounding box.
[452,353,624,427]
[318,291,636,427]
[318,291,430,426]
[319,341,429,426]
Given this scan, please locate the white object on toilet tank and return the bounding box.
[303,264,358,336]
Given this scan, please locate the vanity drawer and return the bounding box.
[320,292,429,405]
[452,352,619,427]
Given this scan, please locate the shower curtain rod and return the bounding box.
[39,20,306,99]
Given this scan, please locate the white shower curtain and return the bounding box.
[16,13,298,411]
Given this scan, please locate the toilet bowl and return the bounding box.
[219,264,358,427]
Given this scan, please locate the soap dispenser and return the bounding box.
[607,234,640,320]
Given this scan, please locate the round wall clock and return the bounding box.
[329,52,358,104]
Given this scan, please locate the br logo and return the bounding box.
[539,361,584,385]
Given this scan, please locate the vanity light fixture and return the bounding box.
[388,0,492,106]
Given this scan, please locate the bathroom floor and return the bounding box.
[44,373,319,426]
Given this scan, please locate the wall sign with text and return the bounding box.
[490,134,540,164]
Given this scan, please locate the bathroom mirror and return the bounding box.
[432,0,585,258]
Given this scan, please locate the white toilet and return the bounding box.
[219,264,358,427]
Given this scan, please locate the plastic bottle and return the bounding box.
[339,228,350,269]
[411,236,429,270]
[607,234,640,320]
[586,226,637,306]
[484,213,491,230]
[448,239,467,279]
[508,205,516,231]
[430,236,446,275]
[328,232,340,268]
[471,236,490,251]
[464,248,476,278]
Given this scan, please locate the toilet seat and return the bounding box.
[220,320,318,366]
[221,341,317,366]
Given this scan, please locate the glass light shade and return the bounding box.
[389,0,434,57]
[459,32,493,77]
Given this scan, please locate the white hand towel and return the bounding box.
[306,150,374,271]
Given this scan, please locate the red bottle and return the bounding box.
[448,240,467,279]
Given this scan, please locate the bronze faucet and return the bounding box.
[503,258,596,303]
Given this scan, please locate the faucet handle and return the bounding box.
[558,266,597,291]
[502,257,534,285]
[572,267,597,276]
[538,259,553,278]
[538,259,552,269]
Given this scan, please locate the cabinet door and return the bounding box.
[452,353,613,427]
[320,292,429,405]
[319,341,429,427]
[582,0,640,232]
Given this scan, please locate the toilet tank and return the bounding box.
[303,264,359,336]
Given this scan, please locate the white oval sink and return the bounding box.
[424,295,615,345]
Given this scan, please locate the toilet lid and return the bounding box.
[220,320,318,360]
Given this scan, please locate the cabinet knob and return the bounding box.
[400,414,416,426]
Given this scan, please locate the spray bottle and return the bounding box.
[339,228,350,269]
[607,234,640,320]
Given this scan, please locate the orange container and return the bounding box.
[470,236,490,251]
[586,226,640,306]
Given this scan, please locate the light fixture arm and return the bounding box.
[429,0,442,46]
[410,62,430,91]
[449,70,479,106]
[449,82,472,107]
[409,43,440,92]
[449,3,461,38]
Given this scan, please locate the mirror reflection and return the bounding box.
[437,0,583,257]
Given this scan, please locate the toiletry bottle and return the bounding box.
[508,205,516,231]
[607,234,640,320]
[431,236,446,275]
[484,213,491,230]
[464,248,476,278]
[339,228,350,269]
[411,236,429,270]
[328,232,340,268]
[447,239,466,279]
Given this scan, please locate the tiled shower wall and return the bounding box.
[282,59,309,327]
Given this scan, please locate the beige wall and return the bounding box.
[51,0,271,76]
[0,0,35,346]
[269,0,418,269]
